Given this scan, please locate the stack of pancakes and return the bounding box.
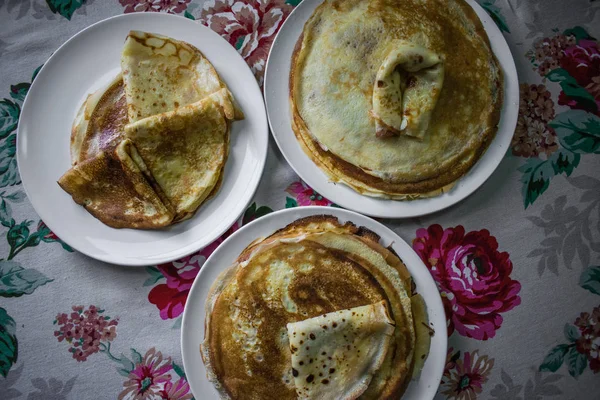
[59,31,243,229]
[202,216,431,399]
[290,0,503,199]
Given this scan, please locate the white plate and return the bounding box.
[17,13,268,266]
[264,0,518,218]
[181,206,447,400]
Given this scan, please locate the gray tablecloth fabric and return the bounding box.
[0,0,599,399]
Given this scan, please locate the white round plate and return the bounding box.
[181,206,447,400]
[17,13,268,266]
[264,0,518,218]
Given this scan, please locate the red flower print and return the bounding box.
[285,180,333,206]
[53,305,119,362]
[199,0,293,85]
[118,348,173,400]
[159,377,193,400]
[574,306,600,373]
[120,0,191,13]
[148,223,239,319]
[412,225,521,340]
[558,39,600,115]
[441,350,494,400]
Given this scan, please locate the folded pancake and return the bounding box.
[202,215,430,399]
[287,301,395,400]
[124,89,232,219]
[121,30,244,123]
[58,140,174,229]
[70,74,128,165]
[371,42,444,139]
[290,0,503,199]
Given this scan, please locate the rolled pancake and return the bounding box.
[70,74,127,165]
[124,89,232,219]
[58,140,174,229]
[202,216,430,399]
[121,30,243,123]
[290,0,503,198]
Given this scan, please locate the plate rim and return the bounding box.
[16,12,268,266]
[263,0,519,219]
[181,205,448,400]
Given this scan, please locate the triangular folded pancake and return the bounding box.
[124,89,231,219]
[120,30,244,122]
[58,140,174,229]
[286,301,395,400]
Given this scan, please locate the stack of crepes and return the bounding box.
[202,215,432,399]
[58,31,244,229]
[290,0,503,199]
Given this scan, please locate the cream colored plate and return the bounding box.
[264,0,518,218]
[181,206,447,400]
[17,13,268,266]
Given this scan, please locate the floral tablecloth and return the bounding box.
[0,0,599,399]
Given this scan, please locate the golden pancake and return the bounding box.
[202,216,431,399]
[124,89,233,220]
[290,0,503,198]
[121,30,243,123]
[70,74,127,165]
[287,301,395,399]
[58,140,174,229]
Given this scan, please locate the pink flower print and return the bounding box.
[148,223,239,319]
[285,180,333,206]
[413,225,521,340]
[120,0,191,14]
[118,348,173,400]
[199,0,293,85]
[53,305,119,362]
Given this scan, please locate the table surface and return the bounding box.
[1,0,599,399]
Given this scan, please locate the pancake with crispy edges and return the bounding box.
[201,216,431,399]
[58,140,174,229]
[290,0,503,198]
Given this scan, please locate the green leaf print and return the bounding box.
[579,266,600,295]
[546,70,598,114]
[285,197,298,208]
[9,83,29,103]
[143,266,164,287]
[0,199,12,228]
[172,361,186,379]
[0,99,20,139]
[566,346,587,378]
[4,191,26,203]
[563,26,595,43]
[564,324,580,343]
[242,202,273,225]
[477,0,510,33]
[519,158,554,208]
[285,0,302,6]
[539,344,570,373]
[184,10,195,20]
[0,307,18,378]
[0,133,20,187]
[550,149,580,176]
[6,221,32,251]
[0,260,53,297]
[550,110,600,154]
[45,0,87,20]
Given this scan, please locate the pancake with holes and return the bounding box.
[201,215,432,399]
[290,0,503,199]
